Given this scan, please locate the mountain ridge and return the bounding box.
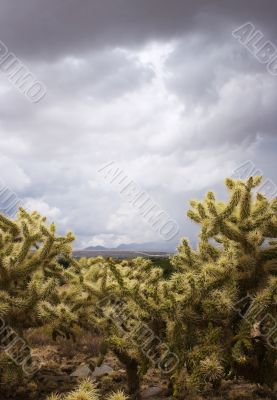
[83,241,176,252]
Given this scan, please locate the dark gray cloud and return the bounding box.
[1,1,277,60]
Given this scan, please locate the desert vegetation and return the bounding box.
[0,177,276,399]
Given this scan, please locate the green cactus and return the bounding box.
[0,208,75,387]
[166,177,277,395]
[47,379,128,400]
[2,176,275,398]
[57,256,165,399]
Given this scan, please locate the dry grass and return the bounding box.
[26,326,102,359]
[56,331,102,358]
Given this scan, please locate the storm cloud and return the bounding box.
[0,0,276,249]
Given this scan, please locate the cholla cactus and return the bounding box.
[0,208,75,329]
[105,257,166,398]
[166,177,277,395]
[47,379,128,400]
[60,257,164,399]
[5,176,274,398]
[0,208,75,385]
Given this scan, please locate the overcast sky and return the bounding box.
[0,0,276,250]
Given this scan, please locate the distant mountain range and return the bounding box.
[83,242,177,253]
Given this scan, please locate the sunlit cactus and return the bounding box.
[2,176,275,398]
[47,379,128,400]
[166,176,277,395]
[58,256,165,399]
[0,208,75,386]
